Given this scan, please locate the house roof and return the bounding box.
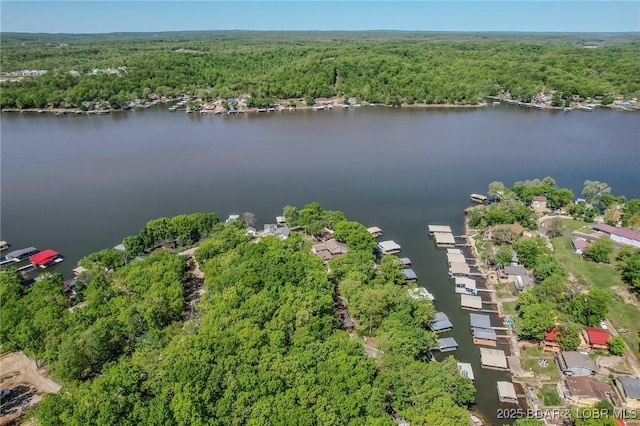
[480,348,508,369]
[30,249,60,265]
[274,227,290,238]
[458,362,475,381]
[618,376,640,400]
[559,351,598,374]
[566,376,610,400]
[545,328,559,342]
[504,265,528,276]
[490,223,525,235]
[473,327,497,341]
[593,224,640,242]
[533,196,548,202]
[470,313,492,329]
[584,327,610,346]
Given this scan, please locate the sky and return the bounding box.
[1,1,639,34]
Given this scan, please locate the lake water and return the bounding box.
[1,106,639,423]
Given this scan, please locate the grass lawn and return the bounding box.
[538,383,562,406]
[494,281,515,299]
[502,301,518,317]
[551,228,640,358]
[552,218,591,234]
[521,346,561,382]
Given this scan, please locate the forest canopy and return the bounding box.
[1,31,639,109]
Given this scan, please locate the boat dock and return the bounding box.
[367,227,383,238]
[378,240,401,255]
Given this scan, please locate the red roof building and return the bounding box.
[543,328,562,353]
[29,249,62,267]
[584,327,610,350]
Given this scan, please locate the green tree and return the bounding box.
[519,302,556,340]
[608,336,625,355]
[494,245,514,267]
[583,236,614,263]
[566,288,611,326]
[582,180,611,206]
[546,217,565,238]
[621,255,640,288]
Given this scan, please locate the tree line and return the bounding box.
[1,32,638,109]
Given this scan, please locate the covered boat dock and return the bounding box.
[480,348,509,371]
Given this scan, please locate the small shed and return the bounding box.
[449,262,471,276]
[378,240,401,254]
[572,238,591,254]
[402,268,418,282]
[461,294,483,311]
[457,362,475,382]
[497,381,518,404]
[514,274,535,292]
[473,327,498,347]
[435,337,458,352]
[428,225,453,234]
[470,313,492,329]
[429,312,453,333]
[480,348,509,371]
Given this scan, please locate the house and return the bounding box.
[226,214,240,223]
[592,224,640,248]
[531,195,548,212]
[485,223,525,243]
[263,224,277,236]
[583,327,610,351]
[402,268,418,282]
[312,239,348,261]
[497,381,518,404]
[274,227,290,240]
[562,376,612,407]
[246,226,257,236]
[480,348,509,371]
[557,351,598,376]
[429,312,453,333]
[542,328,562,353]
[572,238,591,254]
[378,240,401,254]
[614,376,640,410]
[457,362,475,382]
[435,337,458,352]
[504,265,528,277]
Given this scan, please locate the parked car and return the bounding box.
[599,320,608,330]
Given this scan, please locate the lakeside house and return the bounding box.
[497,381,518,404]
[542,328,562,353]
[312,239,348,262]
[530,195,549,213]
[276,216,287,226]
[485,223,525,243]
[583,327,610,351]
[572,238,591,254]
[561,376,612,407]
[592,224,640,248]
[556,351,598,376]
[614,376,640,410]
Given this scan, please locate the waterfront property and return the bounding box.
[583,327,610,351]
[460,294,483,311]
[561,376,612,407]
[497,381,518,404]
[542,328,562,353]
[433,232,456,248]
[458,362,475,382]
[470,194,488,204]
[435,337,459,352]
[592,224,640,248]
[428,225,453,234]
[312,239,348,262]
[455,277,477,295]
[480,348,509,371]
[614,376,640,410]
[556,351,598,376]
[276,216,287,226]
[473,327,498,347]
[530,195,548,213]
[447,252,467,264]
[378,240,401,254]
[449,262,471,276]
[470,313,492,329]
[429,312,453,333]
[367,227,383,238]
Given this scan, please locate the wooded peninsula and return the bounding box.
[1,32,639,110]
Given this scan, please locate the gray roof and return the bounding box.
[430,313,453,331]
[618,376,640,400]
[473,327,497,341]
[470,313,491,328]
[275,227,290,238]
[5,247,37,259]
[450,262,471,275]
[559,351,598,374]
[400,257,411,266]
[504,265,528,276]
[436,337,458,350]
[403,268,417,280]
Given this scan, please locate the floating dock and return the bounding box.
[435,337,458,352]
[473,327,498,347]
[429,312,453,333]
[428,225,453,235]
[457,362,475,382]
[378,240,401,254]
[402,268,417,282]
[367,227,383,238]
[480,348,509,371]
[497,381,518,404]
[460,294,483,311]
